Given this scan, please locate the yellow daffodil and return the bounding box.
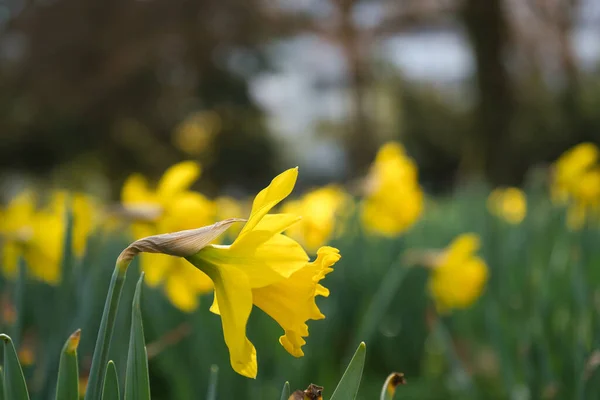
[121,161,217,312]
[117,168,341,378]
[552,143,600,228]
[552,142,598,203]
[487,187,527,224]
[0,191,96,284]
[361,142,423,236]
[282,185,350,252]
[428,233,488,313]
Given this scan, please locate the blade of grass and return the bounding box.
[279,381,290,400]
[0,366,5,400]
[0,334,30,400]
[330,342,366,400]
[84,264,128,400]
[102,361,120,400]
[124,273,150,400]
[55,329,81,400]
[206,365,218,400]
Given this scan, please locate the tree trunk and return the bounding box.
[462,0,514,185]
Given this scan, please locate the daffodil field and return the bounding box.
[1,142,600,399]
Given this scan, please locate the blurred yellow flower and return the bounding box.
[361,142,423,236]
[173,110,221,156]
[0,191,96,284]
[119,168,340,378]
[282,185,350,252]
[487,187,527,224]
[121,161,216,312]
[215,196,246,238]
[552,143,600,228]
[428,233,488,313]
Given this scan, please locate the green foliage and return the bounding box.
[102,362,120,400]
[84,266,127,400]
[1,334,29,400]
[330,342,366,400]
[279,381,290,400]
[206,366,219,400]
[55,330,80,400]
[124,274,151,400]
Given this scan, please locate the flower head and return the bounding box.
[0,191,96,284]
[551,143,600,228]
[117,168,340,378]
[282,185,350,252]
[428,233,488,313]
[487,187,527,224]
[361,142,423,236]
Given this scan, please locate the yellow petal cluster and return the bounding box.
[282,185,350,253]
[0,191,96,284]
[121,161,216,312]
[487,187,527,224]
[361,142,423,236]
[428,233,488,313]
[552,142,600,228]
[185,168,340,378]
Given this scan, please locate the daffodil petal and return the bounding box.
[238,168,298,237]
[199,234,309,288]
[209,291,220,315]
[1,242,20,279]
[140,253,171,287]
[232,213,301,250]
[165,272,200,312]
[157,161,201,200]
[122,173,154,204]
[445,233,480,265]
[199,262,257,378]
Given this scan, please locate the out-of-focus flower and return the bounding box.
[54,191,99,257]
[173,110,221,156]
[121,161,216,312]
[552,143,600,228]
[117,168,341,378]
[282,185,350,252]
[361,142,423,236]
[553,142,598,202]
[0,191,96,284]
[428,233,488,313]
[215,196,245,238]
[487,187,527,224]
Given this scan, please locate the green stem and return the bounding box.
[84,262,128,400]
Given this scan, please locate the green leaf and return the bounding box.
[84,265,127,400]
[124,273,150,400]
[11,258,26,349]
[102,361,120,400]
[330,342,366,400]
[206,365,218,400]
[55,329,81,400]
[351,262,409,353]
[0,334,30,400]
[279,381,290,400]
[379,373,406,400]
[0,366,5,400]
